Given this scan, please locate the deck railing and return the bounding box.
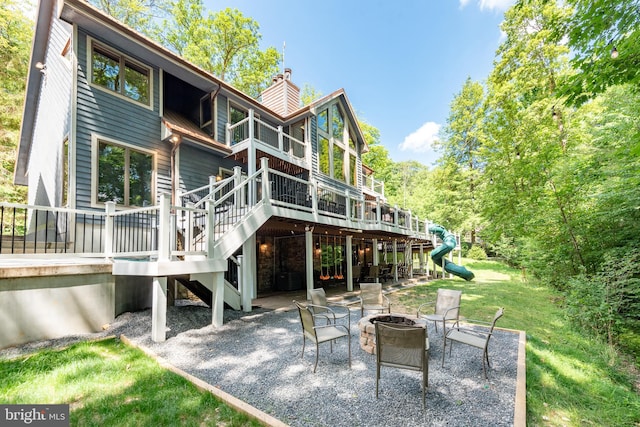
[0,203,107,256]
[362,173,385,198]
[226,110,307,162]
[0,166,434,258]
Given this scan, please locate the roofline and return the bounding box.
[304,89,370,154]
[16,0,369,183]
[59,0,291,120]
[14,0,56,186]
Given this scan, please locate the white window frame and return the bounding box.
[87,37,154,110]
[90,133,157,208]
[316,102,356,185]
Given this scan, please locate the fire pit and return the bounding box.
[357,313,424,354]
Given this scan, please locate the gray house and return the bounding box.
[2,0,441,348]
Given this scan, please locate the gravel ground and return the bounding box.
[1,301,520,427]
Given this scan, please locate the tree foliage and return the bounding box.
[158,2,280,98]
[89,0,162,34]
[0,0,31,203]
[436,77,486,242]
[92,0,281,99]
[562,0,640,107]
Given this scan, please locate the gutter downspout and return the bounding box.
[170,134,182,206]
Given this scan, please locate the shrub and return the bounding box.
[565,246,640,346]
[466,245,487,260]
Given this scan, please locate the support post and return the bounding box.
[104,201,115,259]
[346,235,353,291]
[393,239,398,282]
[238,255,251,312]
[305,229,314,299]
[372,238,379,283]
[211,272,224,326]
[151,276,167,342]
[243,234,256,300]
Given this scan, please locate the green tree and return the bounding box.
[0,0,31,202]
[159,1,280,98]
[300,84,322,106]
[480,0,577,279]
[562,0,640,108]
[92,0,281,98]
[360,120,391,175]
[88,0,162,34]
[437,77,486,243]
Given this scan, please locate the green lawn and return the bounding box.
[0,338,262,427]
[388,259,640,426]
[2,259,638,426]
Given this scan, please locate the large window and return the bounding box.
[96,139,154,207]
[316,103,358,185]
[90,41,151,106]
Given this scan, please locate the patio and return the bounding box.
[107,287,525,427]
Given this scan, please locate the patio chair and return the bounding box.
[442,307,504,379]
[309,288,351,330]
[375,322,429,408]
[380,263,395,282]
[363,265,380,282]
[417,288,462,334]
[352,265,362,284]
[359,282,391,316]
[294,300,351,373]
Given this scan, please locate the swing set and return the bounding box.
[319,234,344,282]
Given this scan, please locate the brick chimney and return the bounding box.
[260,68,300,116]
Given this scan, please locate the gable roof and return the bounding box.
[16,0,369,184]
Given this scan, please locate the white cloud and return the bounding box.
[459,0,515,11]
[479,0,515,11]
[399,121,441,153]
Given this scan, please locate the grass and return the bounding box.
[388,258,640,426]
[0,338,262,427]
[2,259,639,426]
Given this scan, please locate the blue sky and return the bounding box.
[205,0,515,166]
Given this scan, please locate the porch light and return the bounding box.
[215,175,222,182]
[35,62,47,74]
[169,134,180,144]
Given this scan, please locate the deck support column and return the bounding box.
[243,234,256,303]
[393,239,398,282]
[305,228,314,300]
[346,235,353,292]
[211,272,224,326]
[238,255,252,312]
[151,276,167,342]
[191,272,225,327]
[372,238,379,283]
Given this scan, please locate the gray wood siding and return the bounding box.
[310,115,318,180]
[216,94,228,143]
[28,12,73,207]
[178,143,238,192]
[74,30,168,209]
